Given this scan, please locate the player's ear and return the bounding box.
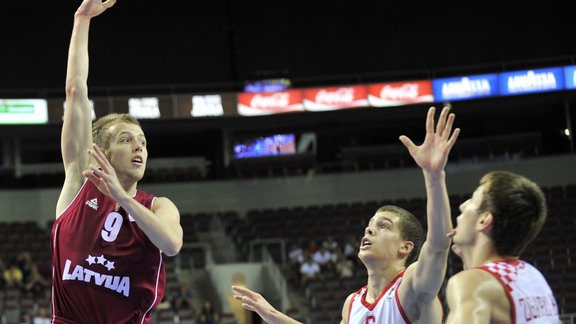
[399,240,414,258]
[477,211,494,232]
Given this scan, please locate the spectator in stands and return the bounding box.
[304,239,320,256]
[299,252,322,288]
[333,248,354,279]
[286,242,304,284]
[17,251,49,299]
[312,245,333,272]
[3,257,23,288]
[198,300,220,324]
[33,306,51,324]
[321,235,339,253]
[171,284,196,314]
[50,0,183,322]
[232,106,459,323]
[20,311,32,324]
[445,171,560,323]
[342,235,360,265]
[0,257,6,289]
[287,242,304,265]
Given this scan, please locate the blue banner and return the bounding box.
[432,74,499,102]
[499,67,565,95]
[564,65,576,90]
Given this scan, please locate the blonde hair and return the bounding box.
[92,113,141,151]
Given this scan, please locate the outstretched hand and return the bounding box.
[232,286,276,321]
[231,285,300,324]
[83,144,125,201]
[76,0,116,18]
[399,106,460,174]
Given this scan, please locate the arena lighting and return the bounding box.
[192,95,224,117]
[0,99,48,124]
[244,78,291,93]
[128,97,161,119]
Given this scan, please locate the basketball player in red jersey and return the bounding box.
[233,106,460,323]
[445,171,560,323]
[51,0,183,322]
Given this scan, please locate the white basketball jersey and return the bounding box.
[480,259,559,323]
[348,272,410,324]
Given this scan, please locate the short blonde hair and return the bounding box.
[92,113,141,151]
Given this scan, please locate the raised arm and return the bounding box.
[57,0,117,217]
[398,106,460,300]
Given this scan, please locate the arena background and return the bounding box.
[1,1,575,323]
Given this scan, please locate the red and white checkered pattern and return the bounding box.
[482,260,524,290]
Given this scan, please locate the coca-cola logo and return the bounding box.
[250,93,290,109]
[315,88,355,104]
[380,84,419,100]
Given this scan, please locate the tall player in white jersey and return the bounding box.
[233,106,460,324]
[446,171,560,323]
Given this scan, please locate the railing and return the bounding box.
[178,242,215,269]
[6,156,210,179]
[261,245,292,312]
[560,313,575,324]
[249,238,287,266]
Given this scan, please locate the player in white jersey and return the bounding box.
[233,106,460,324]
[446,171,560,323]
[347,271,409,323]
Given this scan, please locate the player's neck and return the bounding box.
[365,264,404,303]
[465,241,502,269]
[118,176,138,196]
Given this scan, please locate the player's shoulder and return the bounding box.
[449,268,493,286]
[341,292,356,322]
[447,269,504,300]
[150,195,178,210]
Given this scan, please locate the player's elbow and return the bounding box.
[65,81,88,99]
[162,238,183,257]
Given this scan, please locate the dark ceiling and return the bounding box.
[0,1,575,174]
[1,1,574,91]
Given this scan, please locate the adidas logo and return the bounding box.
[86,198,98,211]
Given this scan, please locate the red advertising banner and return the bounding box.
[237,90,304,116]
[303,85,368,111]
[368,80,434,107]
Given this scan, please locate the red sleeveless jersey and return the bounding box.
[51,180,166,324]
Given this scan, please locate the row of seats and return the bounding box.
[0,183,574,322]
[202,184,576,318]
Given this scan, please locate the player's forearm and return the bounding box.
[423,170,452,250]
[117,195,183,256]
[264,310,302,324]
